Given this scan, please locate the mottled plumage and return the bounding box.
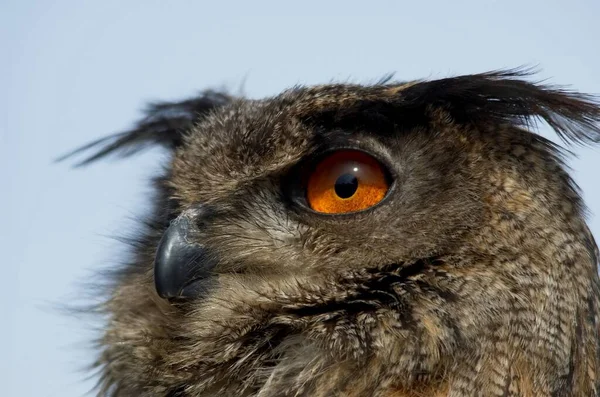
[66,69,600,396]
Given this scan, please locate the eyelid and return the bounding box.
[306,144,395,175]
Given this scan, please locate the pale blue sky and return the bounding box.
[2,1,600,395]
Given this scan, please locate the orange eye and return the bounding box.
[306,150,390,214]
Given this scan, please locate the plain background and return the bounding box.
[2,1,600,395]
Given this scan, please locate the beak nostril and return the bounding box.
[153,209,217,299]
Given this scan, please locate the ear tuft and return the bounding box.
[58,90,232,166]
[400,67,600,146]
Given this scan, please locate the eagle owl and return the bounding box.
[65,70,600,396]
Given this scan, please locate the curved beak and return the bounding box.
[153,209,217,299]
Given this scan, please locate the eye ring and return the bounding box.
[304,150,391,214]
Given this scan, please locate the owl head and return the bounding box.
[65,69,600,396]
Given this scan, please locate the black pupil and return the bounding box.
[334,173,359,198]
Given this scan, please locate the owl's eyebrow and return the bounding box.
[299,69,600,147]
[301,100,429,137]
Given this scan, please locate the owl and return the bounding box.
[64,69,600,396]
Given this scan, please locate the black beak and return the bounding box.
[154,209,217,299]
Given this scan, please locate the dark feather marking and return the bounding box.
[283,259,431,321]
